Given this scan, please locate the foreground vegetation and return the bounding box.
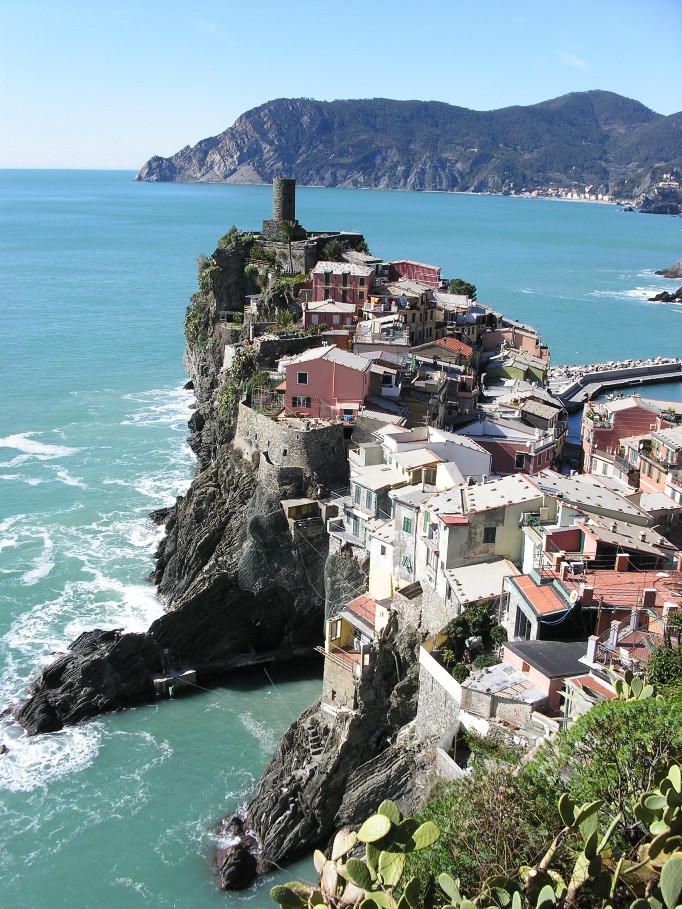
[272,678,682,909]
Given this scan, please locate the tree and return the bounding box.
[561,685,682,823]
[448,278,477,300]
[647,645,682,687]
[275,309,294,330]
[279,220,297,273]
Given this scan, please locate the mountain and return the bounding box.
[136,92,682,198]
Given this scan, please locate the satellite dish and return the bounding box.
[569,590,579,605]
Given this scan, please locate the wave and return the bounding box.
[0,720,102,793]
[20,532,55,586]
[0,433,79,460]
[589,285,682,304]
[0,472,44,486]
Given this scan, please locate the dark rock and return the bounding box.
[648,286,682,302]
[148,506,172,525]
[655,258,682,279]
[216,844,258,891]
[241,629,419,877]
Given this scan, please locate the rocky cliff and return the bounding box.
[217,625,424,890]
[137,93,682,199]
[14,231,335,735]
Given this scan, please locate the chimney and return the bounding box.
[676,553,682,572]
[630,607,641,631]
[641,588,657,609]
[552,551,565,571]
[582,585,594,607]
[615,553,629,572]
[639,530,647,542]
[611,521,617,532]
[560,562,570,581]
[585,635,598,664]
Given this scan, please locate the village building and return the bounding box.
[386,259,441,287]
[455,415,564,475]
[311,260,374,309]
[278,345,373,421]
[301,299,357,331]
[319,593,391,711]
[580,395,675,474]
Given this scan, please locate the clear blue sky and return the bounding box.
[1,0,680,169]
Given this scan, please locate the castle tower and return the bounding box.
[272,176,296,223]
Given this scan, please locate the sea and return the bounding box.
[0,170,680,908]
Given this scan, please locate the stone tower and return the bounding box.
[272,176,296,223]
[262,176,305,241]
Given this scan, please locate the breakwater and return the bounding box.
[549,357,682,411]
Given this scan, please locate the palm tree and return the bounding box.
[275,308,293,331]
[279,220,296,274]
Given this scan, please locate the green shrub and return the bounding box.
[472,653,500,670]
[451,663,470,683]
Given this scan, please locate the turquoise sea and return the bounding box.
[0,170,680,908]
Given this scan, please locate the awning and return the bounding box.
[337,402,361,410]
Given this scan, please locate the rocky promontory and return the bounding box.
[14,229,339,735]
[656,257,682,279]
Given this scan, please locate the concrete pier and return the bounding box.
[549,358,682,411]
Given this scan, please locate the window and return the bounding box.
[423,509,430,531]
[380,545,386,556]
[359,278,365,287]
[324,272,331,285]
[483,526,497,544]
[382,372,393,386]
[297,371,308,385]
[330,620,341,640]
[514,453,525,469]
[402,516,412,534]
[333,314,340,325]
[365,489,373,509]
[359,291,364,301]
[291,396,311,408]
[311,314,318,325]
[515,608,532,640]
[354,484,361,504]
[342,273,348,287]
[341,290,347,303]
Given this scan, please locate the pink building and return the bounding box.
[280,345,372,420]
[386,260,441,287]
[301,299,357,330]
[311,261,374,309]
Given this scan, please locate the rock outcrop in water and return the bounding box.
[656,257,682,279]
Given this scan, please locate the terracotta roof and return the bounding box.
[347,594,377,626]
[512,574,568,617]
[435,336,474,358]
[567,674,616,701]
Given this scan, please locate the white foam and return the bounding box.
[50,466,87,489]
[238,711,279,754]
[21,541,55,585]
[0,433,79,460]
[0,719,102,793]
[0,473,44,486]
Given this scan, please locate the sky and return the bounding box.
[1,0,680,170]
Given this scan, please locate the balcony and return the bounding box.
[328,519,364,548]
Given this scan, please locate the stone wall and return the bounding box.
[415,647,461,741]
[321,656,358,710]
[234,404,348,489]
